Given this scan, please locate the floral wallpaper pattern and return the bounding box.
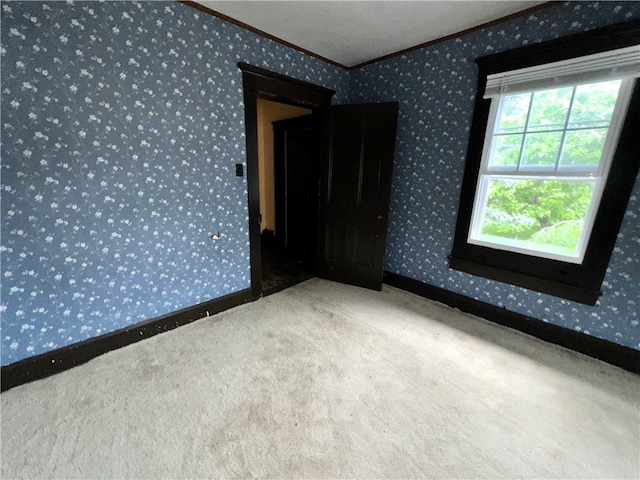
[2,1,639,367]
[350,1,640,350]
[0,1,349,365]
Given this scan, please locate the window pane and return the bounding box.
[496,93,531,134]
[488,134,522,169]
[527,87,573,132]
[520,131,563,169]
[568,80,621,129]
[558,128,608,170]
[474,178,595,257]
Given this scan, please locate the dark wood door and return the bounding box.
[273,115,317,270]
[317,102,399,290]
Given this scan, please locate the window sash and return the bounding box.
[468,174,603,263]
[480,79,634,177]
[468,77,635,263]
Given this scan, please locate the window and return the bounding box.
[469,77,634,264]
[450,20,640,305]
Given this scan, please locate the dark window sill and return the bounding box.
[448,255,601,305]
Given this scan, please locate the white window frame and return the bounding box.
[467,47,639,264]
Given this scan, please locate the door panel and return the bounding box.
[329,115,362,204]
[326,223,346,261]
[318,102,399,291]
[353,227,377,266]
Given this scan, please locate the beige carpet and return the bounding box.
[1,278,639,479]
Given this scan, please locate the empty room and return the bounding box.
[1,1,639,478]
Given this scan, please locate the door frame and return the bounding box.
[239,63,335,298]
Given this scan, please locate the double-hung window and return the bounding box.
[450,21,640,305]
[471,55,636,263]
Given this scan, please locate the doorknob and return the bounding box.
[377,215,383,220]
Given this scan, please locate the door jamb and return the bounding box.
[238,63,335,299]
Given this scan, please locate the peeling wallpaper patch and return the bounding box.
[0,1,349,365]
[350,1,640,349]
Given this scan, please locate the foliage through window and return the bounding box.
[469,79,634,263]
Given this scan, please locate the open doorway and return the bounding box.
[241,64,397,297]
[256,99,315,294]
[240,63,342,299]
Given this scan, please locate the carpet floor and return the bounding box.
[1,278,638,479]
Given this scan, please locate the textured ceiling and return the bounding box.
[195,1,547,67]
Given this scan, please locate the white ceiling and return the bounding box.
[195,1,547,67]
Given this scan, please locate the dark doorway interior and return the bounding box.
[261,114,317,295]
[260,229,313,294]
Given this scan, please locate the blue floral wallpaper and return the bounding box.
[350,1,640,350]
[2,1,639,367]
[0,1,349,366]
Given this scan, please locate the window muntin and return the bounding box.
[468,78,634,263]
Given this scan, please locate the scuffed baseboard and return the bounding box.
[383,271,639,374]
[1,288,253,392]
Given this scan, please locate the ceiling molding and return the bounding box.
[350,2,556,70]
[180,1,349,69]
[181,1,556,71]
